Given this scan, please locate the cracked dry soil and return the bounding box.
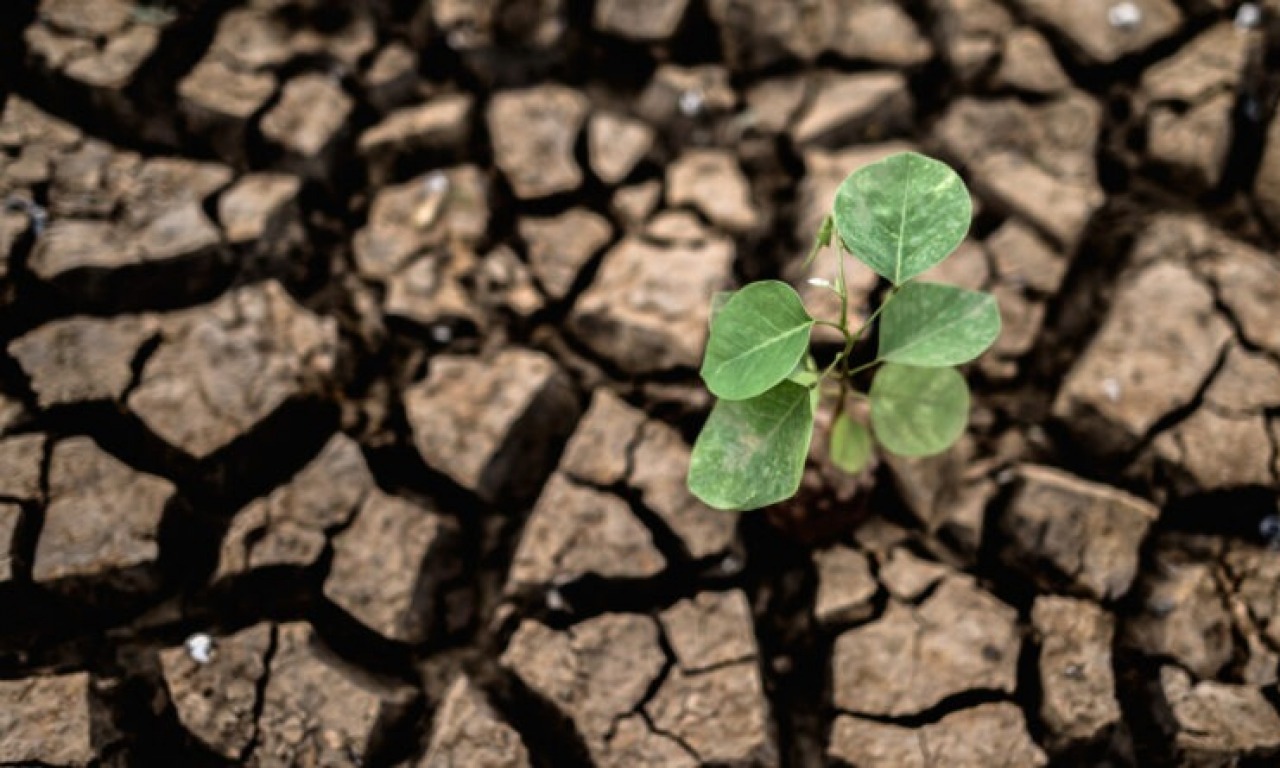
[2,0,1280,766]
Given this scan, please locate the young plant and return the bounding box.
[687,152,1000,511]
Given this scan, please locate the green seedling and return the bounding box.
[688,152,1000,511]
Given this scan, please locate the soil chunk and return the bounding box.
[0,433,45,502]
[160,622,273,761]
[405,348,579,503]
[994,28,1071,94]
[1257,112,1280,232]
[1053,263,1231,457]
[252,622,416,766]
[832,576,1019,716]
[127,281,338,460]
[487,85,589,200]
[1006,0,1182,65]
[324,490,460,644]
[518,209,612,301]
[501,614,667,764]
[829,702,1047,767]
[667,149,759,233]
[1032,596,1122,751]
[217,434,373,580]
[1157,666,1280,765]
[659,590,756,673]
[0,503,18,584]
[217,173,301,247]
[587,112,654,186]
[1124,537,1234,678]
[10,315,159,409]
[646,662,777,766]
[569,224,733,374]
[594,0,689,41]
[1001,465,1157,600]
[506,473,665,593]
[260,74,353,175]
[358,95,474,186]
[814,545,877,625]
[790,72,912,149]
[0,672,113,766]
[33,437,173,595]
[420,675,531,767]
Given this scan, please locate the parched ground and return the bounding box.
[1,0,1280,766]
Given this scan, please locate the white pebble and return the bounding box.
[423,170,450,194]
[1235,3,1262,29]
[806,277,833,288]
[430,324,453,344]
[185,633,215,665]
[545,588,568,611]
[678,90,704,117]
[1100,377,1122,403]
[1108,2,1143,30]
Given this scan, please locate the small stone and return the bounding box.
[33,437,173,594]
[324,490,459,643]
[659,590,757,673]
[832,577,1020,716]
[995,28,1071,94]
[1158,666,1280,764]
[128,282,338,460]
[260,74,354,165]
[0,672,111,766]
[506,473,665,593]
[217,434,374,580]
[487,85,588,200]
[160,623,272,760]
[0,433,45,501]
[1032,596,1122,750]
[358,95,474,185]
[420,676,531,767]
[384,251,480,330]
[829,703,1047,767]
[745,75,809,135]
[405,348,579,503]
[253,622,416,765]
[594,0,689,41]
[587,111,654,185]
[518,209,613,300]
[39,0,131,38]
[178,57,277,134]
[813,545,877,625]
[879,548,951,602]
[10,315,159,409]
[603,714,699,767]
[1008,0,1182,65]
[1053,263,1231,457]
[501,614,667,763]
[1001,465,1158,600]
[217,173,301,246]
[645,211,712,245]
[790,72,912,149]
[666,149,759,233]
[1125,540,1234,678]
[569,229,733,374]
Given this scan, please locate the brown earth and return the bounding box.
[2,0,1280,766]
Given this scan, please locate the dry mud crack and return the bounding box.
[2,0,1280,766]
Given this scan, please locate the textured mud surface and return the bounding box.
[2,0,1280,765]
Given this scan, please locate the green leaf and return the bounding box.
[833,152,972,285]
[709,290,735,328]
[701,281,815,401]
[878,282,1001,367]
[829,414,873,474]
[869,363,969,457]
[688,381,816,511]
[803,214,834,268]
